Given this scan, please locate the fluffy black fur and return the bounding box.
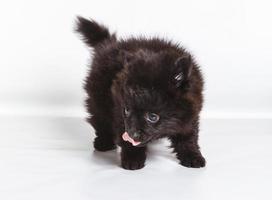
[76,17,206,170]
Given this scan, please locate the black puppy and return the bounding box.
[76,17,206,170]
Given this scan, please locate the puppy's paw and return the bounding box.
[178,153,206,168]
[93,136,116,152]
[121,157,145,170]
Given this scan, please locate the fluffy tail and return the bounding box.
[75,16,112,47]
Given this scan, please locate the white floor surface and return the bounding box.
[0,116,271,200]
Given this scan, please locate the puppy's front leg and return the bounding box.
[170,132,206,168]
[121,144,146,170]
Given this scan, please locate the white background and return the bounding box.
[0,1,272,200]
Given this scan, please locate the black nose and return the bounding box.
[132,130,142,141]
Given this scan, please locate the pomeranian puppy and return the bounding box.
[76,17,206,170]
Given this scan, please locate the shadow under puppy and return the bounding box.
[76,17,206,170]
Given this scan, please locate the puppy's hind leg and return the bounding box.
[90,117,116,151]
[87,98,116,152]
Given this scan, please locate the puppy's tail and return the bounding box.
[75,16,113,47]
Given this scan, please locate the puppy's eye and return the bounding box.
[124,107,130,116]
[145,112,160,123]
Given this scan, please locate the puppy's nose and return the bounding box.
[132,131,141,141]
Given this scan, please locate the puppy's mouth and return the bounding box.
[122,132,152,147]
[122,132,141,146]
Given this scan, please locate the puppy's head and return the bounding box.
[113,49,202,146]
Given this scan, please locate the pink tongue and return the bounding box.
[122,132,141,146]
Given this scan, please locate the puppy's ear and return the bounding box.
[135,49,146,58]
[172,55,192,87]
[120,50,134,66]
